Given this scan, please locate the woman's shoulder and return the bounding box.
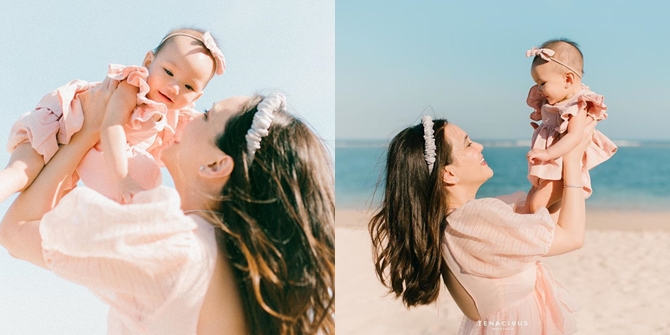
[448,193,552,231]
[454,196,517,216]
[444,194,556,278]
[40,186,199,251]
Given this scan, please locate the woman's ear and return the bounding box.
[143,51,155,68]
[442,166,459,186]
[198,152,234,179]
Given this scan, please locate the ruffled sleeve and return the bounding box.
[577,86,608,121]
[7,80,92,163]
[40,186,198,308]
[526,85,544,121]
[107,64,168,130]
[557,86,608,133]
[444,197,555,278]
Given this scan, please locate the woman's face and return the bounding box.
[444,124,493,186]
[161,96,251,187]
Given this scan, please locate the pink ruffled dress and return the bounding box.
[526,84,617,197]
[7,64,196,201]
[443,193,577,335]
[39,186,218,334]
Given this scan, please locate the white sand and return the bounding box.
[336,209,670,334]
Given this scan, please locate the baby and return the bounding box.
[524,39,617,214]
[0,28,225,203]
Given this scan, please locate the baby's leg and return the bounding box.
[0,144,45,203]
[529,179,564,214]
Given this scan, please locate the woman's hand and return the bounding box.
[562,117,596,164]
[78,76,120,134]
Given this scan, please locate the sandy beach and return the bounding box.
[336,208,670,335]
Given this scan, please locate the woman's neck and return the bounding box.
[445,184,478,213]
[176,184,215,212]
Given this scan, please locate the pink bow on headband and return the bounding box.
[202,32,226,75]
[526,47,555,61]
[525,46,582,78]
[160,31,227,76]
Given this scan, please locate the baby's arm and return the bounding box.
[100,81,143,203]
[528,110,588,163]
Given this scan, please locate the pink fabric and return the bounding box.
[40,186,218,335]
[7,80,94,163]
[525,48,582,78]
[526,84,618,197]
[7,64,196,201]
[443,194,577,335]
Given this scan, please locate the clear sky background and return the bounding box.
[336,0,670,141]
[0,1,333,334]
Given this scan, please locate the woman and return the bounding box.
[369,116,594,334]
[0,78,334,335]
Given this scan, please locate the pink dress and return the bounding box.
[443,193,576,334]
[526,84,617,197]
[39,186,218,335]
[7,64,196,201]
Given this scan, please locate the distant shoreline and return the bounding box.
[335,139,670,148]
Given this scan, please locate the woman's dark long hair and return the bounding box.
[369,119,452,307]
[212,95,335,334]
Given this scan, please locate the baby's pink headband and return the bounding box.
[161,31,226,75]
[526,47,582,78]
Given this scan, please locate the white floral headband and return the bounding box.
[245,93,286,166]
[526,47,582,78]
[160,31,226,75]
[421,115,436,173]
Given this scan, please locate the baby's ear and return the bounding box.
[564,71,577,87]
[143,51,155,68]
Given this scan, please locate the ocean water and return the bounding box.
[336,140,670,211]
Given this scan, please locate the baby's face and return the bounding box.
[144,36,215,111]
[530,62,570,105]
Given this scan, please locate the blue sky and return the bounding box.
[336,0,670,140]
[0,0,334,148]
[0,1,333,334]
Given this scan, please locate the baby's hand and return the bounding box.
[117,175,145,204]
[527,149,552,164]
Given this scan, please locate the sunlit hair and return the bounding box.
[212,95,335,334]
[532,38,584,77]
[369,119,452,307]
[153,27,221,78]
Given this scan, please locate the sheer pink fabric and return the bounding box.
[443,194,577,334]
[7,64,196,201]
[40,186,217,335]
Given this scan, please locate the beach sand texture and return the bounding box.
[336,209,670,335]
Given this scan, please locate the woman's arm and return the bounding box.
[545,117,594,256]
[546,110,588,159]
[527,110,589,164]
[0,77,118,267]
